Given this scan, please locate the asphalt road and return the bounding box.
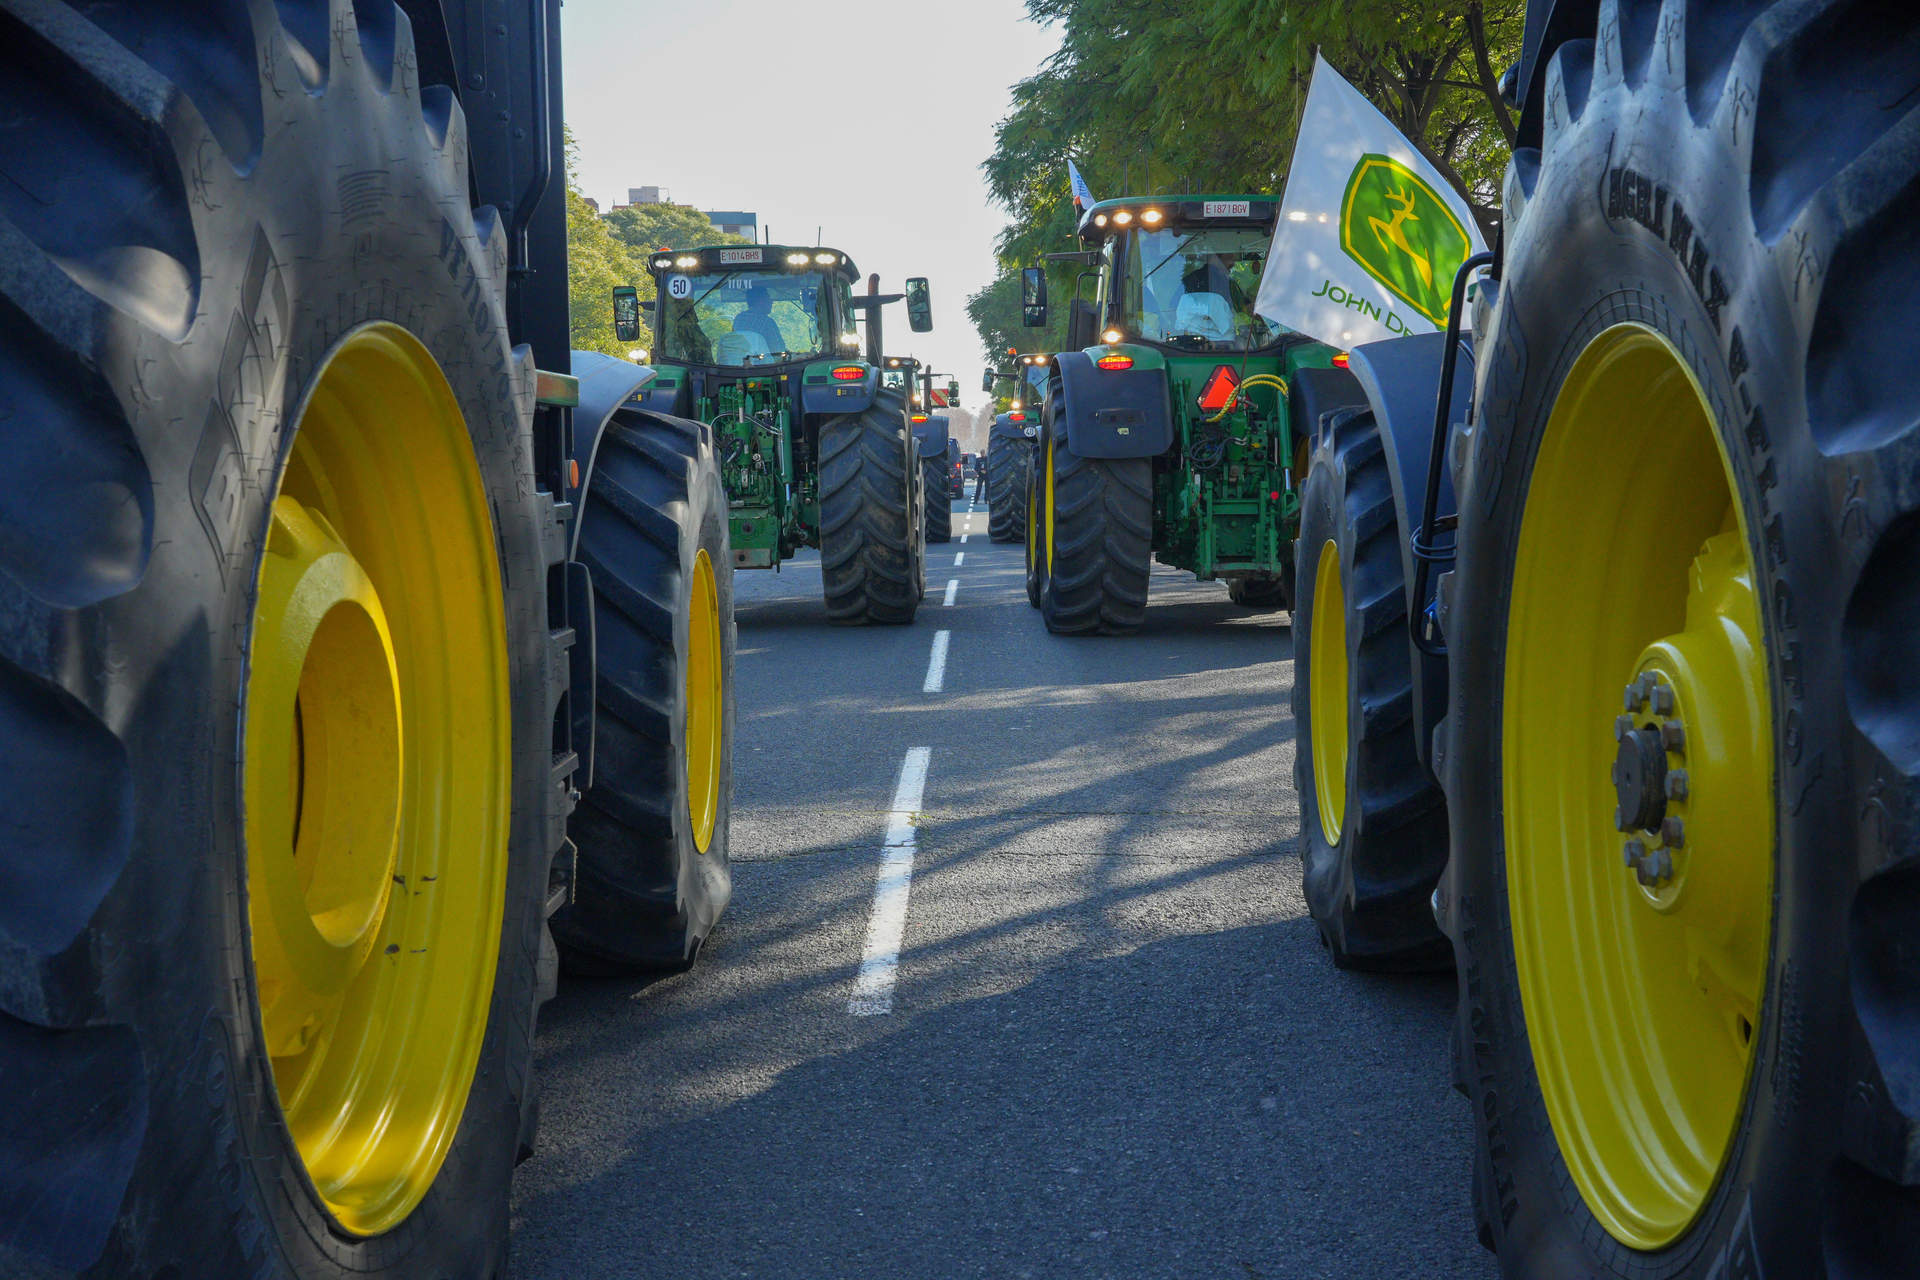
[510,497,1495,1280]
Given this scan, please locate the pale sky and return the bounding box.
[561,0,1061,425]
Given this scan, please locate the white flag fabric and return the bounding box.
[1067,159,1096,212]
[1255,54,1489,349]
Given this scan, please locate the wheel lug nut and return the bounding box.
[1644,848,1674,885]
[1661,721,1686,752]
[1650,683,1675,715]
[1623,683,1640,712]
[1615,714,1634,742]
[1665,769,1688,801]
[1624,837,1647,870]
[1662,817,1685,848]
[1615,804,1627,832]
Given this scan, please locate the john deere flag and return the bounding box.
[1067,158,1096,212]
[1254,54,1488,347]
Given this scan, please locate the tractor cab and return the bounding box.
[645,244,864,372]
[1039,196,1298,354]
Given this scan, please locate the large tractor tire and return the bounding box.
[0,5,561,1276]
[1038,421,1153,635]
[922,455,952,543]
[1291,411,1449,970]
[819,399,919,624]
[987,431,1031,542]
[552,411,734,973]
[1442,5,1920,1276]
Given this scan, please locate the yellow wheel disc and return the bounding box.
[1044,436,1057,578]
[244,324,510,1236]
[686,548,723,854]
[1504,324,1772,1249]
[1308,539,1349,846]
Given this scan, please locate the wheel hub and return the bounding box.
[1611,672,1688,891]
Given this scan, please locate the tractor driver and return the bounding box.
[731,285,787,353]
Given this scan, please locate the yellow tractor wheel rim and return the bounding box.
[1044,437,1056,578]
[244,324,511,1236]
[686,548,723,853]
[1504,324,1772,1249]
[1308,539,1349,846]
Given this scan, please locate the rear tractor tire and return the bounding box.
[819,399,919,625]
[0,5,559,1275]
[923,455,952,544]
[1291,410,1449,971]
[553,410,735,973]
[988,432,1031,543]
[1445,5,1920,1276]
[1037,413,1152,635]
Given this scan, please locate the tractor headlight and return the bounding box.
[786,252,810,266]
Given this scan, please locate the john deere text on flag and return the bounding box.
[1254,54,1488,348]
[1067,159,1096,212]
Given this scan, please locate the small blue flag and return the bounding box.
[1067,159,1096,211]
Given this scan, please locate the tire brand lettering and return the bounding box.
[1609,167,1728,332]
[1459,894,1520,1233]
[437,218,501,340]
[192,231,289,577]
[1607,165,1804,713]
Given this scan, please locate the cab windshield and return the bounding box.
[658,270,844,367]
[1115,226,1284,351]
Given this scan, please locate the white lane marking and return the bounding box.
[922,629,950,693]
[850,747,932,1016]
[959,533,969,543]
[953,552,965,566]
[942,579,959,607]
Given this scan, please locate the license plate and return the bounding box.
[718,248,764,265]
[1203,200,1251,218]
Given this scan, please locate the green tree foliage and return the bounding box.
[978,0,1521,358]
[564,130,653,357]
[604,202,751,254]
[965,271,1066,372]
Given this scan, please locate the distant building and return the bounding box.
[627,186,666,205]
[705,210,758,239]
[581,196,600,214]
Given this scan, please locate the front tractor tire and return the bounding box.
[553,411,735,973]
[1445,4,1920,1277]
[819,400,920,624]
[1037,419,1152,635]
[0,4,558,1276]
[923,454,952,544]
[1291,411,1449,970]
[987,432,1031,542]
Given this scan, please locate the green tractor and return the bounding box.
[1018,196,1351,632]
[616,249,933,623]
[983,353,1047,542]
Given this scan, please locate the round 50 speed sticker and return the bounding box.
[666,275,693,300]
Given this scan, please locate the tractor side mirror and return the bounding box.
[981,370,995,393]
[904,277,933,332]
[946,378,960,405]
[1020,267,1048,327]
[612,285,641,344]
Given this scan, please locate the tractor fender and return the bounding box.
[911,414,951,459]
[1343,331,1474,774]
[990,412,1038,445]
[566,351,666,792]
[1052,349,1173,458]
[802,364,878,415]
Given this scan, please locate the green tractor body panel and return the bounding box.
[1047,195,1341,583]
